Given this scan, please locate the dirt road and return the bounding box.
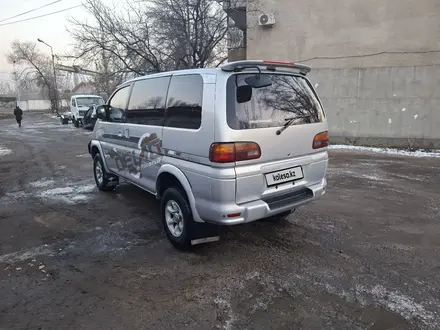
[1,113,439,329]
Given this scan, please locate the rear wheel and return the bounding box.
[93,153,118,191]
[161,188,193,250]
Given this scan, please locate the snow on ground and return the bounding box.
[29,179,56,188]
[0,244,55,263]
[329,145,440,158]
[1,179,97,206]
[323,283,437,328]
[355,285,436,327]
[0,146,12,157]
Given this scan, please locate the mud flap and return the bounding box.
[107,176,119,186]
[190,222,220,246]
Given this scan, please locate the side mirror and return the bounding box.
[237,85,252,103]
[245,74,272,89]
[96,105,109,121]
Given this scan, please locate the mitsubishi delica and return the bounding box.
[88,60,329,250]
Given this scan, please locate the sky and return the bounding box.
[0,0,118,82]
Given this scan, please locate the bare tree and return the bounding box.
[7,41,58,112]
[0,81,14,94]
[90,50,125,97]
[148,0,228,69]
[68,0,167,75]
[68,0,228,74]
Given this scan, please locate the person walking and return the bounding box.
[13,105,23,128]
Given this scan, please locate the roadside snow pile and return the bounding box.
[0,146,12,157]
[329,145,440,158]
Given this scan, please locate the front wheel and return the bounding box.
[73,117,79,128]
[93,153,118,191]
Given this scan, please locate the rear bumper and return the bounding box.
[199,178,327,225]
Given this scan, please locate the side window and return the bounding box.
[126,77,170,126]
[165,75,203,129]
[108,86,130,122]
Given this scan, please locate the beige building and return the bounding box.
[223,0,440,148]
[225,0,440,67]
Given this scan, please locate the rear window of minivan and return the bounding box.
[226,73,324,130]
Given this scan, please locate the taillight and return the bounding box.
[210,142,261,163]
[313,131,329,149]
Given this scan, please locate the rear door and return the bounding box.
[224,73,328,204]
[119,76,170,191]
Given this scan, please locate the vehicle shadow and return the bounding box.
[112,182,304,253]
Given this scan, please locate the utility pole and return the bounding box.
[37,38,59,116]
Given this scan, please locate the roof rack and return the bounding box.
[221,60,311,75]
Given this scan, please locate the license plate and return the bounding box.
[265,166,304,186]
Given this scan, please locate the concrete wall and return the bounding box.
[245,0,440,148]
[309,65,440,149]
[247,0,440,68]
[18,100,68,111]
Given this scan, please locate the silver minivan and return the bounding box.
[88,60,329,250]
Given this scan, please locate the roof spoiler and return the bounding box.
[221,60,311,75]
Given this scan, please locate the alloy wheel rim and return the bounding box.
[165,200,184,237]
[95,161,103,184]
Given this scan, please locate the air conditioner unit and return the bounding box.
[259,13,275,27]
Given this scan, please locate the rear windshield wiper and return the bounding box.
[276,115,311,135]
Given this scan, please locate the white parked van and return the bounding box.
[88,60,329,250]
[70,94,105,127]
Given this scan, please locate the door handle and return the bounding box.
[117,128,123,137]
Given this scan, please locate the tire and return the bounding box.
[73,118,79,128]
[93,153,118,191]
[161,187,194,250]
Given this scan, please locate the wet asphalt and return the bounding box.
[0,113,439,330]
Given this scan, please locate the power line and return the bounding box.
[0,0,63,23]
[0,4,83,27]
